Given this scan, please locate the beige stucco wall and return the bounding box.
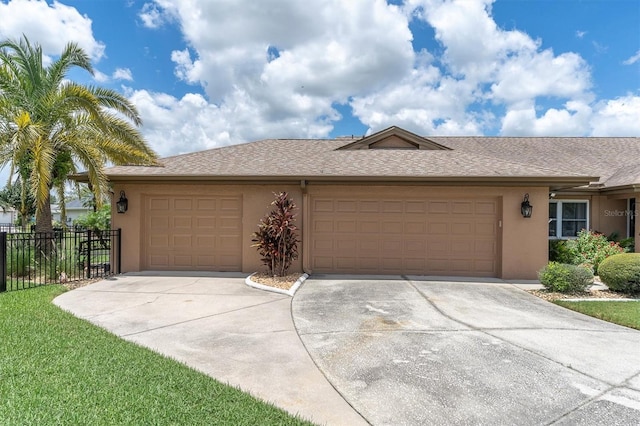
[111,182,549,280]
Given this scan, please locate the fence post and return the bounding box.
[117,228,122,274]
[86,229,92,279]
[0,232,6,292]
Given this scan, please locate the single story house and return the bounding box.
[0,207,18,225]
[52,199,93,225]
[82,126,640,280]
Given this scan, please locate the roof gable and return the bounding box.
[337,126,451,151]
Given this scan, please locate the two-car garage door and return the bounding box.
[140,193,499,277]
[310,197,499,277]
[143,195,242,271]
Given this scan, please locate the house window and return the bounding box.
[549,201,588,238]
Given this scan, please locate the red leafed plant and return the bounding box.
[252,192,299,277]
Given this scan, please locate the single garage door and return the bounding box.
[310,197,499,277]
[144,195,242,271]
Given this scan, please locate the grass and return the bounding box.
[0,286,314,425]
[554,300,640,330]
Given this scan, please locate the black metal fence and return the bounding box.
[0,229,121,292]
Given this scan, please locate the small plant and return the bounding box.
[7,246,32,277]
[566,230,625,274]
[252,192,299,277]
[538,262,594,293]
[598,253,640,293]
[549,240,576,264]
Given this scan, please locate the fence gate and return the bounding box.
[0,228,121,292]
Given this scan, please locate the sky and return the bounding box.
[0,0,638,163]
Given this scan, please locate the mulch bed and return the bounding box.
[528,288,639,302]
[250,273,302,290]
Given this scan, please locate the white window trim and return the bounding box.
[549,200,590,239]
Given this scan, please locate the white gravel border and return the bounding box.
[245,272,309,297]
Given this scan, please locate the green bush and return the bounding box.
[598,253,640,293]
[549,240,576,264]
[538,262,594,293]
[566,230,625,274]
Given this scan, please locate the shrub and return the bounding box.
[251,192,299,277]
[538,262,594,293]
[549,240,576,264]
[598,253,640,293]
[566,230,624,274]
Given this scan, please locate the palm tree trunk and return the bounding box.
[35,193,54,255]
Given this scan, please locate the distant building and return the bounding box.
[52,199,92,225]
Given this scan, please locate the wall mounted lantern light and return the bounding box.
[116,190,128,214]
[521,193,533,218]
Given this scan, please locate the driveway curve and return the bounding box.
[292,277,640,425]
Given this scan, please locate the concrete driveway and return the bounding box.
[53,272,367,426]
[292,276,640,425]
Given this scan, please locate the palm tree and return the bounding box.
[0,36,157,240]
[0,37,158,233]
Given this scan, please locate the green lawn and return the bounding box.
[554,300,640,330]
[0,286,314,425]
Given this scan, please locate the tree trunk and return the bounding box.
[35,192,54,255]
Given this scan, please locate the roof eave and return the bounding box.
[95,173,597,187]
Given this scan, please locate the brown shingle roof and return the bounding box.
[431,136,640,188]
[100,128,640,189]
[102,137,596,186]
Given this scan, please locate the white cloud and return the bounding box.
[500,101,592,136]
[127,88,334,157]
[93,70,109,83]
[138,2,165,28]
[113,68,133,81]
[623,50,640,65]
[1,0,636,160]
[591,95,640,136]
[0,0,105,60]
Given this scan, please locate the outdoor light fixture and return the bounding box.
[116,190,128,214]
[521,193,533,218]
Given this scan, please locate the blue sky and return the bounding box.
[0,0,638,159]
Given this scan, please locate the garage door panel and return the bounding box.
[476,202,497,215]
[311,196,498,277]
[149,198,169,210]
[452,202,473,214]
[452,222,472,234]
[172,235,192,248]
[382,201,402,213]
[405,221,426,233]
[173,217,192,228]
[150,217,169,229]
[197,199,216,210]
[427,201,448,214]
[382,221,403,233]
[144,195,242,271]
[428,222,448,234]
[406,201,426,213]
[174,198,193,210]
[336,200,357,212]
[149,235,169,248]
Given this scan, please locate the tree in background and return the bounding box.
[0,178,36,226]
[0,36,157,240]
